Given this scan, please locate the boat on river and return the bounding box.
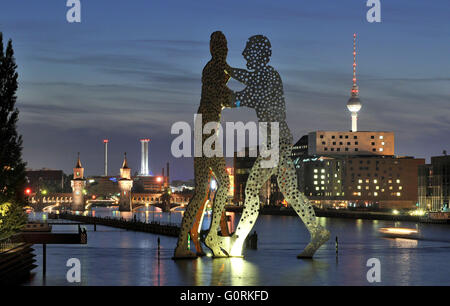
[378,227,421,239]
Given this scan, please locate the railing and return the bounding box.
[0,236,22,254]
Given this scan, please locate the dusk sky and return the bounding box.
[1,1,449,181]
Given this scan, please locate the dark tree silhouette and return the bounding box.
[0,33,27,239]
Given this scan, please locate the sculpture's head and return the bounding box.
[210,31,228,61]
[242,35,272,70]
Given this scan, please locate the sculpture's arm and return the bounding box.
[226,66,250,86]
[234,86,255,109]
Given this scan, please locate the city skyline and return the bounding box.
[1,1,449,180]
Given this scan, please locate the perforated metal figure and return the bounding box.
[173,31,232,259]
[225,35,330,258]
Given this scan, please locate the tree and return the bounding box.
[0,33,27,239]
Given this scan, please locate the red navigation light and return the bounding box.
[103,139,109,143]
[140,138,150,142]
[25,188,32,195]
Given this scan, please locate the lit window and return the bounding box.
[321,181,325,185]
[357,186,361,190]
[321,175,325,179]
[374,192,378,196]
[379,148,384,152]
[366,179,369,183]
[358,192,361,196]
[365,186,369,190]
[397,192,401,197]
[389,186,393,190]
[314,169,318,173]
[399,186,403,190]
[314,175,318,179]
[315,187,320,191]
[396,179,400,183]
[321,169,325,173]
[314,181,318,185]
[373,179,378,184]
[379,135,384,139]
[381,189,385,192]
[381,142,385,145]
[358,179,363,184]
[376,186,380,190]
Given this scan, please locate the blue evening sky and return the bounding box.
[1,0,449,180]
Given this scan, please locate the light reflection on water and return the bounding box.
[25,209,450,286]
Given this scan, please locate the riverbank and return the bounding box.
[226,206,450,224]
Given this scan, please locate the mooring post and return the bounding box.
[43,243,47,277]
[94,222,97,231]
[335,236,338,255]
[157,237,161,260]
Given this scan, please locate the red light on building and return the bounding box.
[140,138,150,142]
[92,195,97,200]
[103,139,109,143]
[25,188,32,195]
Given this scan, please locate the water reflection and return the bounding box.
[388,238,418,248]
[229,258,258,286]
[25,210,450,286]
[174,257,259,286]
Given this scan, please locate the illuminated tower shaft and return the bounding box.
[103,139,109,176]
[351,112,358,132]
[140,138,150,176]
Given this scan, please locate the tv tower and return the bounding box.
[347,33,362,132]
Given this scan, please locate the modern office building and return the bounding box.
[297,155,424,209]
[418,153,450,211]
[306,131,394,156]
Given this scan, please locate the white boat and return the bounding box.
[378,227,421,239]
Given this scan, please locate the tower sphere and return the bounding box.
[347,96,362,112]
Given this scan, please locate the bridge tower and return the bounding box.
[71,153,86,211]
[118,153,133,211]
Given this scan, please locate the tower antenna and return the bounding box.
[352,33,358,94]
[347,33,362,132]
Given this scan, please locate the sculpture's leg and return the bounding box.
[205,158,230,257]
[276,146,330,258]
[227,157,274,257]
[190,172,211,256]
[173,158,209,259]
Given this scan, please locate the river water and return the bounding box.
[25,208,450,285]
